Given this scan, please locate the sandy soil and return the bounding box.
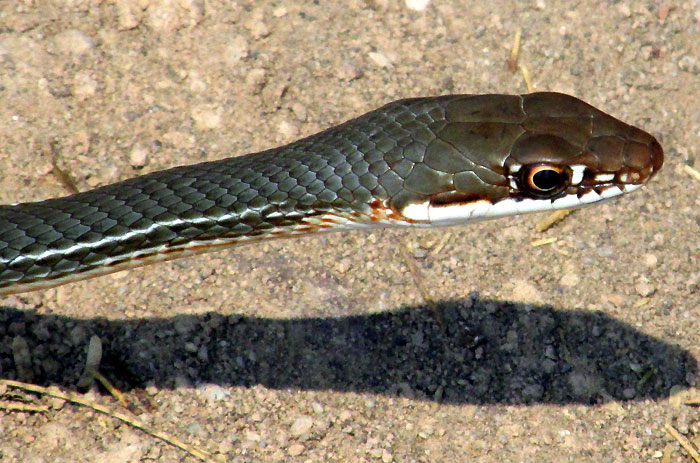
[1,1,699,462]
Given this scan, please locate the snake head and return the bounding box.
[398,92,663,225]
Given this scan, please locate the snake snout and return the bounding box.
[622,134,664,185]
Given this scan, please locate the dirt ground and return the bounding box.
[0,1,699,462]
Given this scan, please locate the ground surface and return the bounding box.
[0,1,699,462]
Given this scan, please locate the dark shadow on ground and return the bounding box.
[1,295,694,404]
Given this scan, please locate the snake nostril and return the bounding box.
[650,139,664,173]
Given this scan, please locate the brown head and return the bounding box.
[393,92,663,224]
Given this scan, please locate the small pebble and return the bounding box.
[226,35,249,64]
[643,253,658,267]
[405,0,430,11]
[311,402,324,414]
[188,75,207,92]
[511,279,543,305]
[186,422,202,436]
[145,0,203,32]
[668,385,687,407]
[73,72,98,99]
[243,15,269,39]
[199,383,229,402]
[653,233,665,245]
[191,106,222,130]
[129,144,149,168]
[245,430,261,442]
[278,120,299,140]
[412,247,428,259]
[686,273,700,292]
[54,29,93,55]
[560,271,580,287]
[49,397,66,410]
[290,102,307,121]
[635,278,655,297]
[116,0,142,30]
[218,437,234,454]
[596,246,614,257]
[678,54,699,74]
[604,293,625,307]
[245,68,267,95]
[288,443,304,456]
[290,415,313,437]
[368,51,393,68]
[617,3,631,17]
[336,62,363,81]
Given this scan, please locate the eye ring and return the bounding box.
[518,164,572,198]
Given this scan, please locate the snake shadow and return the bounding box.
[0,295,694,405]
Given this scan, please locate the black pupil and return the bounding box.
[532,169,563,191]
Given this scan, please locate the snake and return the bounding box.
[0,92,663,296]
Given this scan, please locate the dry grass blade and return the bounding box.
[665,423,700,463]
[77,335,103,389]
[429,232,452,256]
[530,237,557,247]
[1,379,212,462]
[0,401,49,413]
[507,29,521,72]
[536,209,572,232]
[94,372,130,408]
[683,164,700,183]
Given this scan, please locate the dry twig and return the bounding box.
[665,423,700,463]
[1,379,212,462]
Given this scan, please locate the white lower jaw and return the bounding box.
[400,184,643,226]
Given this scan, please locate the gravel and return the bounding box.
[1,1,698,462]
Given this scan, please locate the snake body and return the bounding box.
[0,93,663,295]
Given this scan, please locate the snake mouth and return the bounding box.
[412,182,645,226]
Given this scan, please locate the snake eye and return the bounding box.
[519,164,571,198]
